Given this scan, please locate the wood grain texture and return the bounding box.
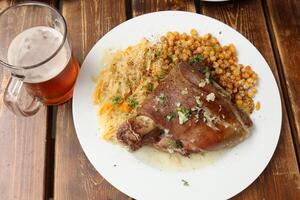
[265,0,300,162]
[53,0,131,199]
[200,0,300,199]
[132,0,195,16]
[0,1,54,200]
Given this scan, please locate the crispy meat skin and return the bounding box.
[117,62,252,155]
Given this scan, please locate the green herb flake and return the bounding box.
[165,112,177,121]
[176,107,191,125]
[199,66,212,83]
[156,93,167,105]
[127,97,139,108]
[181,179,189,186]
[189,55,204,65]
[201,66,210,74]
[168,139,182,149]
[147,83,154,92]
[111,96,122,105]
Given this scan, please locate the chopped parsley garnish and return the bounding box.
[189,55,204,65]
[176,106,191,125]
[168,140,182,149]
[203,71,212,84]
[127,97,139,108]
[147,82,154,92]
[156,93,166,105]
[111,95,122,105]
[200,66,210,74]
[165,112,177,121]
[181,179,189,186]
[199,66,212,83]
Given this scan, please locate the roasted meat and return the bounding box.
[117,62,253,155]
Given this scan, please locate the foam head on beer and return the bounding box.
[7,26,71,83]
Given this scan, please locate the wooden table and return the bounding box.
[0,0,299,199]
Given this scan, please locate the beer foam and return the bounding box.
[7,26,70,83]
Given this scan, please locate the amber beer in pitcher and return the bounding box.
[0,2,79,116]
[7,26,80,105]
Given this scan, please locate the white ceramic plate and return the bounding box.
[73,11,282,200]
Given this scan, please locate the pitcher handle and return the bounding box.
[4,75,42,117]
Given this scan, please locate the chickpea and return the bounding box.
[216,68,223,74]
[252,73,258,80]
[211,37,217,45]
[233,69,240,76]
[160,36,166,42]
[219,53,225,59]
[224,52,230,59]
[186,49,192,57]
[168,39,174,47]
[187,39,193,46]
[182,54,189,61]
[213,62,219,68]
[245,66,252,71]
[190,29,198,36]
[243,83,250,89]
[190,45,196,51]
[247,90,255,98]
[181,33,187,40]
[242,73,250,79]
[163,43,168,49]
[166,31,173,38]
[210,56,216,62]
[227,83,233,89]
[228,44,235,52]
[173,31,179,40]
[173,57,179,64]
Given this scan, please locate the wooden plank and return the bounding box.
[0,1,55,200]
[199,0,300,199]
[53,0,131,199]
[132,0,196,15]
[265,0,300,162]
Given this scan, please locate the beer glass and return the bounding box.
[0,2,79,116]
